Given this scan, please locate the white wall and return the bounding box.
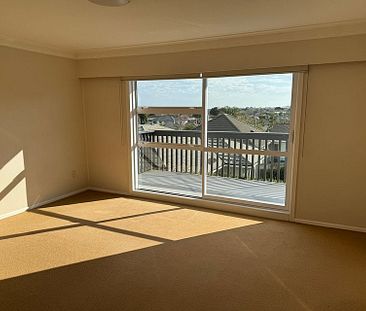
[82,78,130,193]
[295,62,366,228]
[78,34,366,78]
[0,46,87,218]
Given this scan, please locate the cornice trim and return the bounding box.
[76,19,366,59]
[0,35,76,59]
[1,19,366,60]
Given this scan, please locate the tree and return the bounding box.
[138,114,147,124]
[220,106,241,117]
[210,107,220,116]
[183,123,197,130]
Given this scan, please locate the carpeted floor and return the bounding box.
[0,191,365,311]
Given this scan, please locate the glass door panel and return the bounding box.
[134,78,203,197]
[138,147,202,197]
[204,74,293,207]
[132,73,299,210]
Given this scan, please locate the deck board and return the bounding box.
[138,170,286,206]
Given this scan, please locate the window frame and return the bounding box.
[129,71,306,212]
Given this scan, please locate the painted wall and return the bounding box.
[0,46,87,218]
[80,35,366,229]
[78,34,366,78]
[82,78,130,193]
[295,62,366,228]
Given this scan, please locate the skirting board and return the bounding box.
[89,187,290,221]
[295,218,366,233]
[29,188,89,209]
[2,186,365,234]
[90,187,366,233]
[0,188,88,221]
[88,187,130,197]
[0,206,29,221]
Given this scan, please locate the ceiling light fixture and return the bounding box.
[88,0,129,7]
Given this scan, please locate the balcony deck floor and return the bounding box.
[138,170,286,206]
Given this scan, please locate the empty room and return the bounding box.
[1,1,366,310]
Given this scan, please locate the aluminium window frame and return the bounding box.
[129,71,306,213]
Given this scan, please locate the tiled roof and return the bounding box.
[268,124,289,133]
[202,114,257,132]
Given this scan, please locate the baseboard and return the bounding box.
[295,218,366,233]
[0,187,88,221]
[89,187,366,233]
[29,187,89,209]
[2,186,365,234]
[87,186,290,221]
[0,207,29,221]
[87,187,130,196]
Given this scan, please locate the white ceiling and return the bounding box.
[0,0,366,58]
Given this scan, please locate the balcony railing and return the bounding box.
[138,130,289,183]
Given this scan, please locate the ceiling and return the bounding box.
[0,0,366,58]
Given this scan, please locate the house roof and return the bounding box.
[139,124,171,132]
[268,124,290,133]
[199,114,257,133]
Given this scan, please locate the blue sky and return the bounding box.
[137,73,293,108]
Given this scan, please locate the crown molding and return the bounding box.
[1,19,366,60]
[76,19,366,59]
[0,35,76,59]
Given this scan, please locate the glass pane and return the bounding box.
[205,74,292,207]
[207,73,292,148]
[207,133,289,152]
[206,152,287,206]
[137,147,202,196]
[138,113,202,145]
[133,74,293,207]
[137,79,202,107]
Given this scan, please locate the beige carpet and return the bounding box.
[0,191,365,311]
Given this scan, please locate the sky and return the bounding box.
[137,73,293,108]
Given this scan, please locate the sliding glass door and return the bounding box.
[204,74,292,206]
[130,72,300,210]
[133,78,203,197]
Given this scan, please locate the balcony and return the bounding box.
[137,130,288,207]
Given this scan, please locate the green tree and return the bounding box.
[138,114,147,124]
[210,107,220,116]
[220,106,241,117]
[183,123,196,130]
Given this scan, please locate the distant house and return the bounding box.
[196,114,258,149]
[194,114,259,175]
[147,115,176,128]
[146,114,196,130]
[268,124,289,133]
[138,124,171,133]
[197,113,257,133]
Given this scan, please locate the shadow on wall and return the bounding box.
[0,129,28,218]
